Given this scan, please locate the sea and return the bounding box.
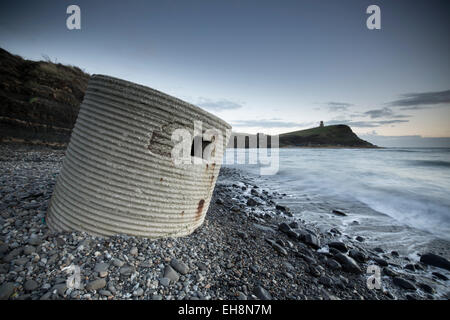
[223,147,450,261]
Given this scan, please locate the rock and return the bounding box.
[328,242,348,253]
[159,277,170,287]
[216,198,224,205]
[374,247,384,253]
[432,272,448,281]
[348,249,368,263]
[278,222,291,233]
[94,262,109,273]
[164,265,180,282]
[130,247,138,256]
[334,253,362,274]
[383,267,398,277]
[112,258,125,267]
[23,245,36,255]
[289,221,299,229]
[373,257,389,267]
[247,198,259,206]
[420,253,450,271]
[0,282,15,300]
[391,251,400,257]
[253,286,272,300]
[170,259,189,275]
[119,265,135,276]
[24,279,38,291]
[275,205,291,214]
[133,288,144,297]
[404,264,415,272]
[28,235,42,246]
[236,231,248,239]
[99,290,113,297]
[418,283,434,294]
[332,209,347,216]
[392,277,416,291]
[299,232,321,249]
[326,259,342,270]
[86,279,106,291]
[319,276,333,287]
[355,236,365,242]
[272,243,288,256]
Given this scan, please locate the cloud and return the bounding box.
[326,119,409,128]
[364,107,411,119]
[195,97,243,111]
[230,119,314,128]
[326,101,354,112]
[387,89,450,110]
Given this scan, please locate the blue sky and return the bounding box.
[1,0,449,146]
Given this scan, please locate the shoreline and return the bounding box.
[0,143,449,300]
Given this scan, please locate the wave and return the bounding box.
[407,160,450,168]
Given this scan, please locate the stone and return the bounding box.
[133,288,144,297]
[319,276,333,287]
[24,279,38,291]
[119,265,135,276]
[247,198,259,206]
[404,264,415,272]
[392,277,416,291]
[272,243,288,256]
[170,259,189,275]
[0,282,15,300]
[355,236,365,242]
[86,279,107,291]
[130,247,138,256]
[94,262,109,273]
[373,257,388,267]
[334,253,362,274]
[23,245,36,255]
[420,253,450,271]
[159,277,170,287]
[432,272,448,281]
[332,209,347,216]
[164,265,180,282]
[278,222,291,233]
[300,232,321,249]
[328,242,348,253]
[253,286,272,300]
[326,258,342,270]
[348,249,368,263]
[112,258,125,267]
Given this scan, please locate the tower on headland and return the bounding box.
[320,121,324,127]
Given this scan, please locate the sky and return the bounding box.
[1,0,449,147]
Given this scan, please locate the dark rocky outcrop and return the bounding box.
[0,47,90,146]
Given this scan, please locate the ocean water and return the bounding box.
[223,148,450,252]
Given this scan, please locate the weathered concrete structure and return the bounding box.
[47,75,232,238]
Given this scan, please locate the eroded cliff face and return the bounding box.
[0,48,90,146]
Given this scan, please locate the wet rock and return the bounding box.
[299,232,321,249]
[391,251,400,257]
[418,283,434,294]
[404,264,415,272]
[319,276,333,287]
[432,272,448,281]
[247,198,259,207]
[348,249,368,263]
[334,253,362,274]
[328,242,348,253]
[278,222,291,233]
[373,257,388,267]
[383,267,398,277]
[331,209,347,216]
[272,243,288,256]
[326,258,342,270]
[374,247,384,253]
[392,277,416,291]
[420,253,450,271]
[355,236,365,242]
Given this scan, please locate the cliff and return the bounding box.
[0,48,90,146]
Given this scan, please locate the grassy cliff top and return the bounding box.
[279,124,377,148]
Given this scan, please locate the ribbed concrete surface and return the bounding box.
[46,75,232,238]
